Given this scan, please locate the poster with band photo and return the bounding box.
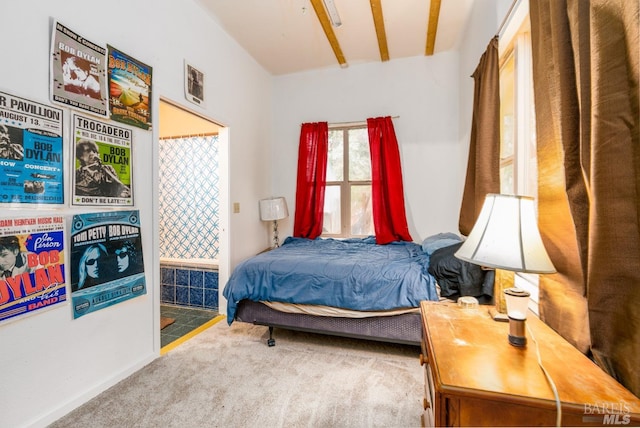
[0,90,64,204]
[70,210,146,319]
[0,214,67,325]
[71,113,133,206]
[50,20,109,118]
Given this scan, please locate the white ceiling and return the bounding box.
[197,0,477,76]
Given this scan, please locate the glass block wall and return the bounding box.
[158,135,220,260]
[160,265,218,311]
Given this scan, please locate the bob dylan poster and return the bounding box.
[70,210,146,319]
[50,20,108,118]
[0,215,66,324]
[107,46,152,131]
[71,113,133,206]
[0,90,64,204]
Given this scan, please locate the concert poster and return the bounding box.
[71,113,134,206]
[0,215,67,324]
[107,46,153,130]
[50,20,109,118]
[70,210,146,319]
[0,90,64,205]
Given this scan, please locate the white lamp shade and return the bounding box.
[455,194,556,273]
[259,197,289,221]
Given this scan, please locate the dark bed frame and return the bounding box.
[235,299,422,347]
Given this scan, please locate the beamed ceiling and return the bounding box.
[197,0,476,76]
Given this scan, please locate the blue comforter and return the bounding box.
[223,236,438,324]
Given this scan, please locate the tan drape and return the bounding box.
[530,0,640,396]
[459,37,501,236]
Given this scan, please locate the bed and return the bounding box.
[223,235,493,346]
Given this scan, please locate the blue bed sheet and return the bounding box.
[223,236,438,324]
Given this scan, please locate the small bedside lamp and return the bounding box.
[259,197,288,248]
[504,287,531,346]
[455,194,556,346]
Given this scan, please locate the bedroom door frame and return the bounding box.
[154,97,230,353]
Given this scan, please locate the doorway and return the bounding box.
[157,99,227,351]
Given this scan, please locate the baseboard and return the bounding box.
[27,353,158,428]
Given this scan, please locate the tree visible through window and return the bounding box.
[323,125,374,237]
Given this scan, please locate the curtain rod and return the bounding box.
[327,115,400,128]
[159,131,218,140]
[495,0,521,38]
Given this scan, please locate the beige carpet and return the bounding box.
[160,316,175,330]
[50,320,423,427]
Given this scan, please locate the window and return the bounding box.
[499,2,540,312]
[322,125,374,238]
[499,18,537,199]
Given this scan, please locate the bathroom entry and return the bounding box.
[157,99,225,349]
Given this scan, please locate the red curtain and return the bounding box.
[293,122,328,239]
[367,117,413,244]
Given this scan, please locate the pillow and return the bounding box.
[421,232,462,256]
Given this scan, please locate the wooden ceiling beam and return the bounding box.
[310,0,348,68]
[425,0,442,55]
[369,0,389,62]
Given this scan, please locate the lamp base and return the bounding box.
[508,317,527,347]
[272,220,280,248]
[508,334,527,347]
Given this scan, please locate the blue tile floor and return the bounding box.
[160,304,218,348]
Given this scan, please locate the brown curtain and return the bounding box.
[459,37,501,236]
[530,0,640,396]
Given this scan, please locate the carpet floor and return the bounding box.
[50,319,424,428]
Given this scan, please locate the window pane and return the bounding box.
[500,52,515,160]
[351,185,373,236]
[348,129,371,181]
[500,162,514,194]
[500,50,516,194]
[327,130,343,181]
[526,58,538,199]
[323,185,341,234]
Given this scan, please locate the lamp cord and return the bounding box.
[527,323,562,427]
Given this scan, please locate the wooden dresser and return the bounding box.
[419,301,640,427]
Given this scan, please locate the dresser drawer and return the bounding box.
[420,342,435,426]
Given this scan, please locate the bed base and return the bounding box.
[235,300,422,347]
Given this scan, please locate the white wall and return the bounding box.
[269,0,509,244]
[0,1,272,427]
[0,0,512,426]
[271,53,463,242]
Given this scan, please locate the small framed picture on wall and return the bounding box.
[184,60,204,107]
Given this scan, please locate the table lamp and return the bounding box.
[259,197,288,248]
[503,287,531,346]
[454,193,556,346]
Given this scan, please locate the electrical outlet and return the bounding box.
[233,202,240,213]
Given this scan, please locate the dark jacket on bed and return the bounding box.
[428,242,494,303]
